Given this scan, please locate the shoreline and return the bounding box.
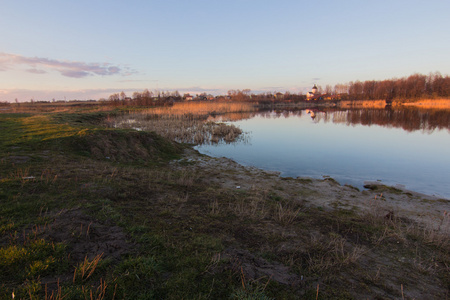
[174,148,450,229]
[256,98,450,110]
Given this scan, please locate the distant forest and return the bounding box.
[101,71,450,106]
[334,72,450,100]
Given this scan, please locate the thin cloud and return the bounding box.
[259,86,283,91]
[117,79,154,83]
[0,52,134,78]
[26,68,47,74]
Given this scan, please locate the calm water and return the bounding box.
[196,108,450,199]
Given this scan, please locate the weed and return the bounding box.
[306,234,366,274]
[73,253,103,283]
[275,203,301,226]
[210,199,220,215]
[232,198,268,220]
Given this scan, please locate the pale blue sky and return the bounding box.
[1,0,449,101]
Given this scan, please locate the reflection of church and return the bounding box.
[306,84,321,100]
[305,109,316,119]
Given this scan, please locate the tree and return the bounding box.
[120,91,126,101]
[334,84,348,95]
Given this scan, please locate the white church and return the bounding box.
[306,84,321,100]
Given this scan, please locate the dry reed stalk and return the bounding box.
[210,199,220,215]
[147,101,256,116]
[275,203,301,226]
[232,198,267,220]
[421,212,450,248]
[110,102,246,145]
[44,278,66,300]
[73,253,104,282]
[307,235,365,273]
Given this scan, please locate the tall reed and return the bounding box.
[109,102,252,144]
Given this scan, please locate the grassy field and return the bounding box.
[0,103,448,299]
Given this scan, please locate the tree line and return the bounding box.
[103,72,450,107]
[102,90,182,107]
[337,72,450,100]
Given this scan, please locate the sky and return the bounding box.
[1,0,450,102]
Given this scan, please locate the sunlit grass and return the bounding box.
[397,98,450,109]
[0,239,68,280]
[19,115,89,141]
[147,101,256,116]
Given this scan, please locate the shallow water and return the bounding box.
[196,108,450,199]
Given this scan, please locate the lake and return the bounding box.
[196,108,450,199]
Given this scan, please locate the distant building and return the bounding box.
[183,94,194,101]
[306,85,320,100]
[275,92,284,100]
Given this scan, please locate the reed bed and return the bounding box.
[110,101,254,144]
[146,101,256,116]
[396,98,450,109]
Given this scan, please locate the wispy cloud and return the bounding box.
[0,52,136,78]
[26,68,47,74]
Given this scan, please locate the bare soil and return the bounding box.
[41,208,134,263]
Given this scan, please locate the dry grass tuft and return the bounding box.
[232,198,268,220]
[73,253,103,283]
[307,234,366,273]
[275,203,301,226]
[108,102,250,145]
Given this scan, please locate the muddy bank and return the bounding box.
[169,148,449,298]
[173,148,449,231]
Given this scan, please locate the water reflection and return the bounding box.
[197,107,450,198]
[321,108,450,133]
[211,108,450,133]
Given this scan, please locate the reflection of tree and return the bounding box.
[211,108,450,133]
[329,108,450,132]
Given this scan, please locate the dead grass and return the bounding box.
[108,102,250,145]
[306,233,366,274]
[275,203,301,226]
[394,98,450,109]
[110,113,243,145]
[362,194,450,249]
[232,198,268,220]
[147,101,256,116]
[420,211,450,248]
